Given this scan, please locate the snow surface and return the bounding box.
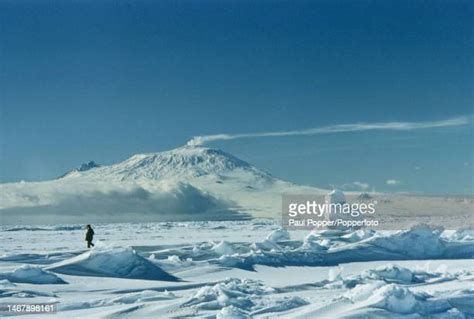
[1,221,473,318]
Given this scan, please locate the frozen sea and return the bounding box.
[1,220,474,318]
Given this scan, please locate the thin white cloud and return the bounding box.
[352,181,370,190]
[386,179,401,186]
[338,181,370,191]
[187,116,470,146]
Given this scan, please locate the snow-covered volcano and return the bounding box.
[0,146,323,224]
[2,145,473,227]
[61,145,275,184]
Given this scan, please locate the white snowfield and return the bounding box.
[0,222,474,318]
[1,145,472,226]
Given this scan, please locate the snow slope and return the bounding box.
[65,146,274,182]
[47,247,178,281]
[59,161,101,178]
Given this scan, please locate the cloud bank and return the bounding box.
[0,180,245,224]
[187,116,470,146]
[339,181,370,191]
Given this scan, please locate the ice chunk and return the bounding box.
[0,279,16,287]
[0,265,67,284]
[212,241,235,256]
[343,283,474,317]
[182,278,307,316]
[47,247,178,281]
[217,305,249,319]
[251,296,308,315]
[344,281,386,302]
[182,278,273,311]
[300,239,328,251]
[363,264,414,284]
[328,267,344,281]
[108,290,176,304]
[167,255,181,263]
[218,225,474,269]
[324,189,364,230]
[341,229,376,242]
[266,228,290,242]
[326,189,346,204]
[448,229,474,241]
[369,225,446,258]
[369,284,418,314]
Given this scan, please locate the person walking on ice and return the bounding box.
[85,224,95,248]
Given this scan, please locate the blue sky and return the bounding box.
[0,0,472,194]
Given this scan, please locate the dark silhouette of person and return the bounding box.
[85,224,95,248]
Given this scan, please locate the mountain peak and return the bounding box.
[132,144,230,158]
[78,161,100,171]
[61,145,273,183]
[59,161,100,178]
[114,145,254,180]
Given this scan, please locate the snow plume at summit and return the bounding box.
[187,116,470,146]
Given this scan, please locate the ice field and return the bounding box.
[1,221,474,318]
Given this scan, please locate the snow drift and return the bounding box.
[181,278,307,316]
[147,226,474,271]
[47,247,178,281]
[215,226,474,269]
[0,279,58,298]
[341,283,474,318]
[0,265,67,284]
[58,290,177,312]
